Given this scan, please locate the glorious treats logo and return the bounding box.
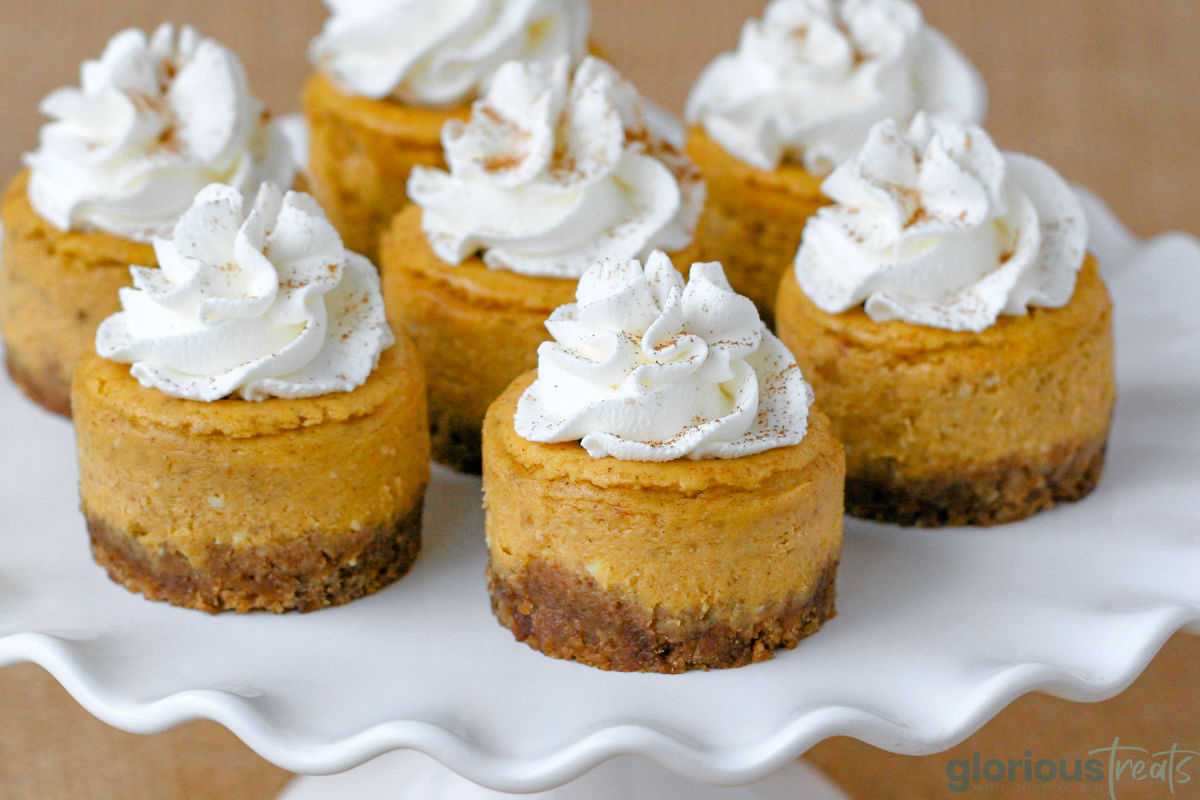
[946,738,1197,797]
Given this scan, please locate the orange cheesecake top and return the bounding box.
[75,340,422,439]
[490,370,838,495]
[792,115,1090,333]
[384,205,578,314]
[781,255,1107,360]
[686,126,826,200]
[303,72,469,147]
[94,182,395,404]
[3,171,154,270]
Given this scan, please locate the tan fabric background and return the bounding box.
[2,0,1198,235]
[0,2,1197,798]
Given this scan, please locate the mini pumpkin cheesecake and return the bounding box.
[304,0,590,262]
[381,206,699,474]
[777,115,1114,526]
[75,344,428,613]
[1,172,153,416]
[382,56,704,473]
[302,72,466,264]
[684,130,827,328]
[0,24,294,417]
[73,182,428,613]
[684,0,984,325]
[483,253,843,673]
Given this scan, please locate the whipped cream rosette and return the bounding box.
[686,0,985,174]
[794,113,1088,332]
[409,56,704,279]
[515,251,813,461]
[95,183,393,401]
[24,24,294,243]
[310,0,590,106]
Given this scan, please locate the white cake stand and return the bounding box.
[0,191,1197,799]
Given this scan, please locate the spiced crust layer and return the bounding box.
[847,431,1108,528]
[87,505,423,614]
[429,402,484,475]
[6,352,70,418]
[488,557,838,673]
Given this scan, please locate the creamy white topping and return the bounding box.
[686,0,985,174]
[515,251,813,461]
[95,183,394,402]
[409,56,704,279]
[794,114,1088,332]
[24,24,295,243]
[310,0,590,105]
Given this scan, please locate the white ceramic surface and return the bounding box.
[0,192,1197,793]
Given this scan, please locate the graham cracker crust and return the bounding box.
[5,352,70,418]
[847,431,1108,527]
[488,558,838,673]
[87,505,423,613]
[429,403,483,475]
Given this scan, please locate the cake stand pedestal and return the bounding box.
[277,753,851,800]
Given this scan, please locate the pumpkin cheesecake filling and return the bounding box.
[778,258,1113,526]
[381,205,699,474]
[0,172,154,416]
[76,345,428,613]
[684,129,828,328]
[485,374,842,672]
[303,72,467,263]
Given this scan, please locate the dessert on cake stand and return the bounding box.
[0,191,1197,799]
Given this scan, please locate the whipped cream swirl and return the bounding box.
[96,183,393,402]
[794,114,1088,332]
[310,0,590,106]
[409,56,705,279]
[24,24,295,243]
[515,252,813,461]
[686,0,985,174]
